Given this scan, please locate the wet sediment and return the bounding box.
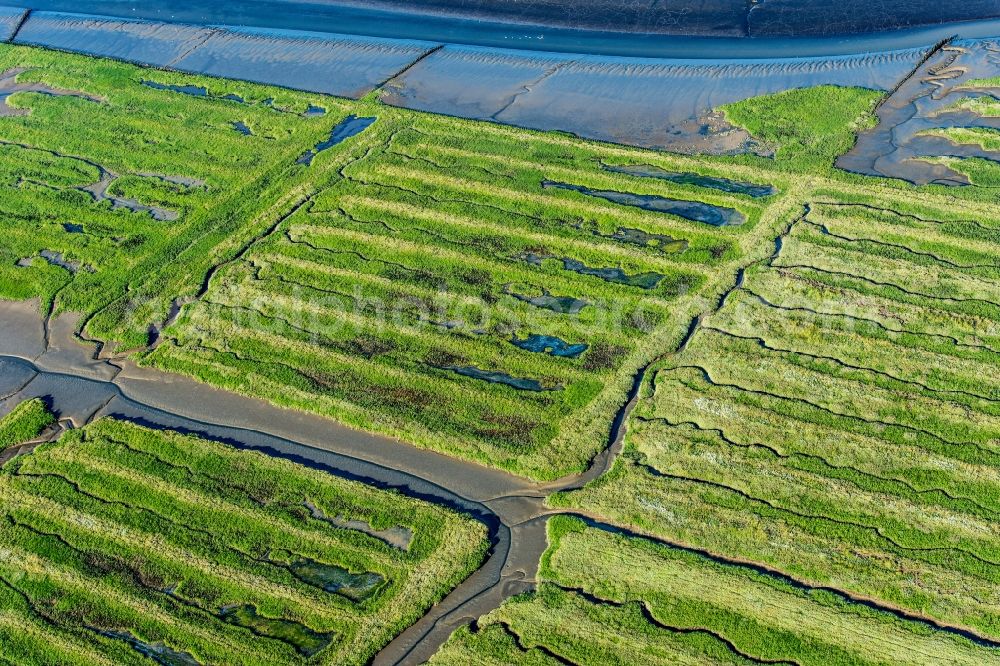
[839,39,1000,185]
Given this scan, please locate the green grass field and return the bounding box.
[0,399,54,450]
[431,517,998,664]
[552,186,1000,637]
[6,36,1000,664]
[0,42,796,479]
[0,417,487,665]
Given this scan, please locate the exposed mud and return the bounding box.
[304,499,413,550]
[839,39,1000,185]
[0,7,26,43]
[17,12,437,99]
[3,280,996,662]
[384,44,924,152]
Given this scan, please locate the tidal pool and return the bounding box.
[287,557,386,602]
[142,80,245,103]
[232,121,252,135]
[96,630,200,666]
[602,226,689,253]
[444,365,559,392]
[511,334,587,358]
[602,163,777,197]
[18,250,93,273]
[543,180,745,227]
[0,66,102,116]
[304,499,413,550]
[297,115,376,165]
[507,287,589,314]
[520,252,666,289]
[219,604,333,657]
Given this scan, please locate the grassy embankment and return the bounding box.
[0,417,487,665]
[431,517,997,665]
[550,80,1000,641]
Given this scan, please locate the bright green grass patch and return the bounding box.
[433,517,995,665]
[0,44,345,347]
[926,156,1000,186]
[920,126,1000,151]
[0,417,487,665]
[957,77,1000,89]
[0,399,54,450]
[721,85,882,167]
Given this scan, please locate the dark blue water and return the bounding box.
[543,181,745,227]
[20,1,1000,58]
[512,334,588,358]
[297,115,376,165]
[142,80,245,103]
[444,365,558,391]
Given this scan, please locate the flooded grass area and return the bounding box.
[0,417,487,665]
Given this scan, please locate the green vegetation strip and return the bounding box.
[432,517,995,665]
[0,418,487,665]
[554,190,1000,639]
